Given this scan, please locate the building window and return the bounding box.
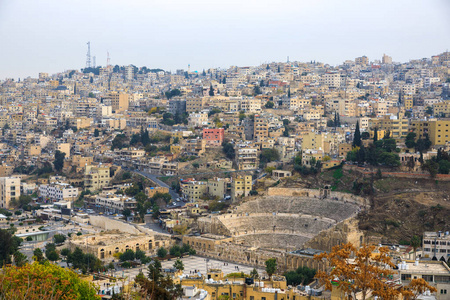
[401,274,411,281]
[422,275,433,282]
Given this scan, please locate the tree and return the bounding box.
[46,250,60,262]
[250,268,259,279]
[173,258,184,271]
[260,148,280,165]
[422,159,439,178]
[314,243,398,300]
[60,248,71,266]
[94,128,99,137]
[265,258,277,279]
[402,278,437,300]
[0,262,98,299]
[17,194,32,208]
[405,132,416,149]
[33,248,45,263]
[157,247,168,258]
[122,208,132,220]
[353,121,362,148]
[13,251,28,267]
[119,249,135,262]
[147,258,163,283]
[222,141,235,159]
[53,234,66,244]
[410,236,421,260]
[284,266,316,286]
[209,84,215,96]
[373,127,378,143]
[53,150,65,172]
[0,229,21,267]
[265,101,274,109]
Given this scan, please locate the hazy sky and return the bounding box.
[0,0,449,80]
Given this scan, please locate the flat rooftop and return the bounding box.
[400,261,450,275]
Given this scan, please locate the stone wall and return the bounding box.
[304,218,364,252]
[267,187,367,207]
[89,216,142,235]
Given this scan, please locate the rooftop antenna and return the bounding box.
[93,56,96,68]
[107,51,110,68]
[86,41,91,68]
[287,56,289,63]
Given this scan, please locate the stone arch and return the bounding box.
[100,248,105,259]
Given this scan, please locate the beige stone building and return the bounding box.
[0,177,21,209]
[84,165,111,191]
[231,175,252,201]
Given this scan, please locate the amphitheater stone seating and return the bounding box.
[235,196,359,222]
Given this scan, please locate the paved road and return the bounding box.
[134,170,181,204]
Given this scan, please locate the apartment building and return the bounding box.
[369,115,409,139]
[182,181,207,201]
[434,101,450,117]
[186,98,207,113]
[184,139,206,156]
[168,99,187,116]
[84,165,111,191]
[253,114,268,142]
[202,128,224,147]
[355,56,369,66]
[95,193,137,214]
[105,92,129,113]
[423,231,450,262]
[0,177,21,209]
[188,111,208,127]
[236,147,259,170]
[39,182,78,202]
[207,178,228,199]
[410,119,450,145]
[231,175,252,202]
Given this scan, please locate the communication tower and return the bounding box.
[86,41,91,68]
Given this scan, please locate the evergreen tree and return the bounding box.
[373,127,378,143]
[288,87,291,98]
[54,150,65,172]
[353,121,362,148]
[209,84,214,96]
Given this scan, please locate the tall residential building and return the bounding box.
[105,92,129,113]
[253,114,268,142]
[186,98,207,113]
[403,94,414,110]
[84,165,111,191]
[355,56,369,66]
[231,175,252,202]
[125,65,134,81]
[0,177,21,209]
[168,99,187,116]
[410,119,450,146]
[382,54,392,64]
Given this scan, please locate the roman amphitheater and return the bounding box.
[184,188,367,272]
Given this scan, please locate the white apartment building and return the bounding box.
[95,193,137,214]
[39,182,79,202]
[423,231,450,262]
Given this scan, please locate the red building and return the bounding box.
[202,128,225,147]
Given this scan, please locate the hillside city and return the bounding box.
[0,51,450,299]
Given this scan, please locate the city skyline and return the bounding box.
[1,0,449,80]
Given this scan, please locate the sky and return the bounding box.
[0,0,449,80]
